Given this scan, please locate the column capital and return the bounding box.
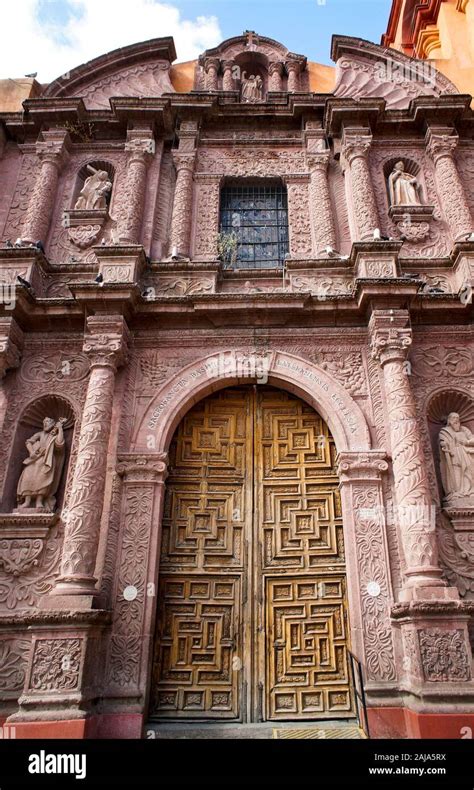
[369,309,412,365]
[341,128,373,164]
[35,128,71,167]
[172,150,196,173]
[285,59,301,74]
[124,130,155,162]
[204,57,220,72]
[83,315,130,370]
[425,127,459,162]
[268,61,284,76]
[117,453,169,483]
[337,451,389,484]
[0,317,24,379]
[305,151,330,171]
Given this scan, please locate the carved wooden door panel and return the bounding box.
[150,386,352,721]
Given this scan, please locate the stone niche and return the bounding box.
[384,157,435,243]
[1,395,75,514]
[63,160,115,250]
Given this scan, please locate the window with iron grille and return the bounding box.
[219,182,289,269]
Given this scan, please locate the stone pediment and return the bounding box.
[331,35,458,109]
[43,37,177,109]
[199,30,306,64]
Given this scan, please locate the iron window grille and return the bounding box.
[219,183,289,270]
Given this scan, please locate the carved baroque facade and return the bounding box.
[0,29,474,740]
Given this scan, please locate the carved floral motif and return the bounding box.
[29,638,82,691]
[419,628,471,681]
[0,638,30,691]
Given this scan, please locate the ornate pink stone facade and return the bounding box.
[0,30,473,740]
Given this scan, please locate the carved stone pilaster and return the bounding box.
[118,130,154,244]
[341,129,379,241]
[52,316,130,598]
[170,151,197,258]
[425,127,473,242]
[268,62,284,91]
[306,152,337,251]
[204,57,220,91]
[286,60,301,92]
[369,309,451,598]
[0,317,23,380]
[22,129,71,244]
[222,60,235,91]
[193,174,222,260]
[337,452,397,683]
[105,454,168,700]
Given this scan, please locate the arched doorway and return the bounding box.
[149,385,353,723]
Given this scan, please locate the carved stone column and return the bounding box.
[268,62,284,91]
[52,316,130,598]
[118,129,154,244]
[204,57,219,90]
[286,60,301,92]
[341,129,379,241]
[369,309,452,599]
[426,127,473,241]
[0,317,23,436]
[169,152,196,258]
[22,129,70,244]
[306,152,337,252]
[222,60,235,91]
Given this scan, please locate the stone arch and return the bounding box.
[133,350,372,455]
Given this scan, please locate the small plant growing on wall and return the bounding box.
[217,230,239,268]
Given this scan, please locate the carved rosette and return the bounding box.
[118,132,155,244]
[170,152,196,258]
[369,310,445,593]
[337,451,397,682]
[22,130,70,244]
[106,454,168,694]
[53,317,130,596]
[341,130,379,240]
[426,129,473,242]
[306,152,337,251]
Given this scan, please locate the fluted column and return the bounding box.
[0,317,23,436]
[306,152,337,252]
[204,57,220,90]
[341,129,379,241]
[268,62,283,91]
[426,127,473,241]
[369,309,447,598]
[222,60,235,91]
[169,152,196,258]
[53,316,130,597]
[118,131,154,244]
[22,129,70,244]
[286,60,300,92]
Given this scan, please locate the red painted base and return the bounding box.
[368,707,474,739]
[10,714,143,740]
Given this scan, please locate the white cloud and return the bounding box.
[0,0,222,81]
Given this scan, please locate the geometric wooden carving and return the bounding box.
[151,386,352,721]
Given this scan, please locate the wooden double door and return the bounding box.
[150,386,353,722]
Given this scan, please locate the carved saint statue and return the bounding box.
[74,165,112,210]
[388,161,421,206]
[17,417,67,511]
[241,72,263,103]
[439,413,474,502]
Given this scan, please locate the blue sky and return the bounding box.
[1,0,394,81]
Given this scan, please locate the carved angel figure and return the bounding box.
[388,161,421,206]
[439,413,474,502]
[17,417,67,511]
[74,165,112,210]
[241,72,263,102]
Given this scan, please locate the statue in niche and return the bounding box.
[388,161,422,206]
[74,165,112,210]
[439,413,474,502]
[241,72,263,103]
[16,417,67,511]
